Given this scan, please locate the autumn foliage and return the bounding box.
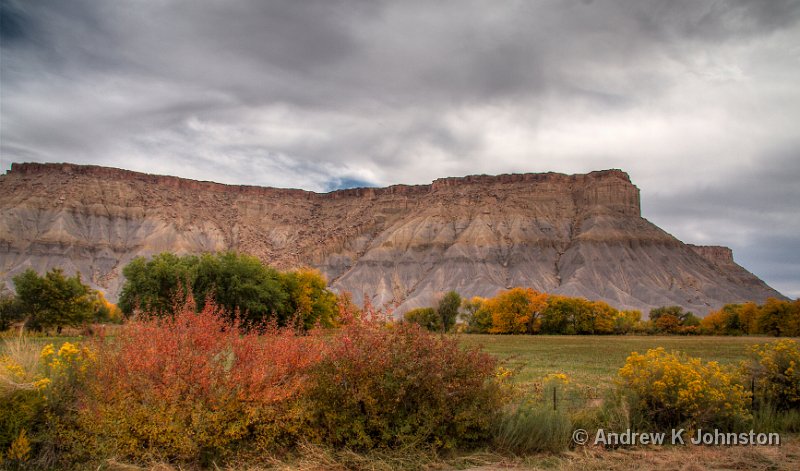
[701,298,800,337]
[462,289,641,335]
[38,294,508,466]
[619,348,751,429]
[745,339,800,411]
[486,288,548,334]
[77,297,324,463]
[306,316,505,450]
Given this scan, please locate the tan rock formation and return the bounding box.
[0,163,784,315]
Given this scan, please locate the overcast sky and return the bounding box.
[1,0,798,298]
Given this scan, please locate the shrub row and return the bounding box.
[0,298,506,468]
[493,340,800,455]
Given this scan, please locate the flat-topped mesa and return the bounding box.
[689,244,736,266]
[7,162,639,214]
[0,161,784,314]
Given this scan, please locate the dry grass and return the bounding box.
[0,334,42,394]
[94,443,506,471]
[87,437,800,471]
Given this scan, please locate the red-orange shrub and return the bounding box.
[77,299,324,464]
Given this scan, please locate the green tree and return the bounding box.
[118,253,196,317]
[118,251,338,329]
[540,295,571,334]
[460,296,492,333]
[192,252,289,327]
[682,312,701,327]
[0,284,23,331]
[12,268,93,333]
[562,297,595,334]
[404,307,440,331]
[436,291,461,333]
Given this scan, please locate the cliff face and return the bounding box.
[0,163,784,315]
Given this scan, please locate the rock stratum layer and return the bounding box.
[0,162,784,315]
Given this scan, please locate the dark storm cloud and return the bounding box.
[0,1,30,42]
[1,0,799,295]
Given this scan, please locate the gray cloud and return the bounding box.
[2,0,799,297]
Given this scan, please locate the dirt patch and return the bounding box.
[469,436,800,471]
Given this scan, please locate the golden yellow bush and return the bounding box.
[619,348,751,429]
[747,339,800,410]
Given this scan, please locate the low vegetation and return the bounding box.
[305,315,504,451]
[1,296,508,468]
[1,254,798,469]
[618,348,751,429]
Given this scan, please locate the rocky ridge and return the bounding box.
[0,162,784,315]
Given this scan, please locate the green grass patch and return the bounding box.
[458,335,783,391]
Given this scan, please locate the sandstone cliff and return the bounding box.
[0,163,784,315]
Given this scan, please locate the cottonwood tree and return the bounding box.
[13,268,94,333]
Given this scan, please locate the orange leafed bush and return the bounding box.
[78,298,325,463]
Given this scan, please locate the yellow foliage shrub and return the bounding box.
[747,339,800,410]
[6,429,30,463]
[0,338,94,466]
[619,348,751,429]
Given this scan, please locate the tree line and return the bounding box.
[0,252,339,333]
[119,252,338,329]
[700,299,800,336]
[3,253,797,337]
[406,287,798,336]
[405,288,643,335]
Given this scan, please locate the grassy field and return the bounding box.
[458,334,783,390]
